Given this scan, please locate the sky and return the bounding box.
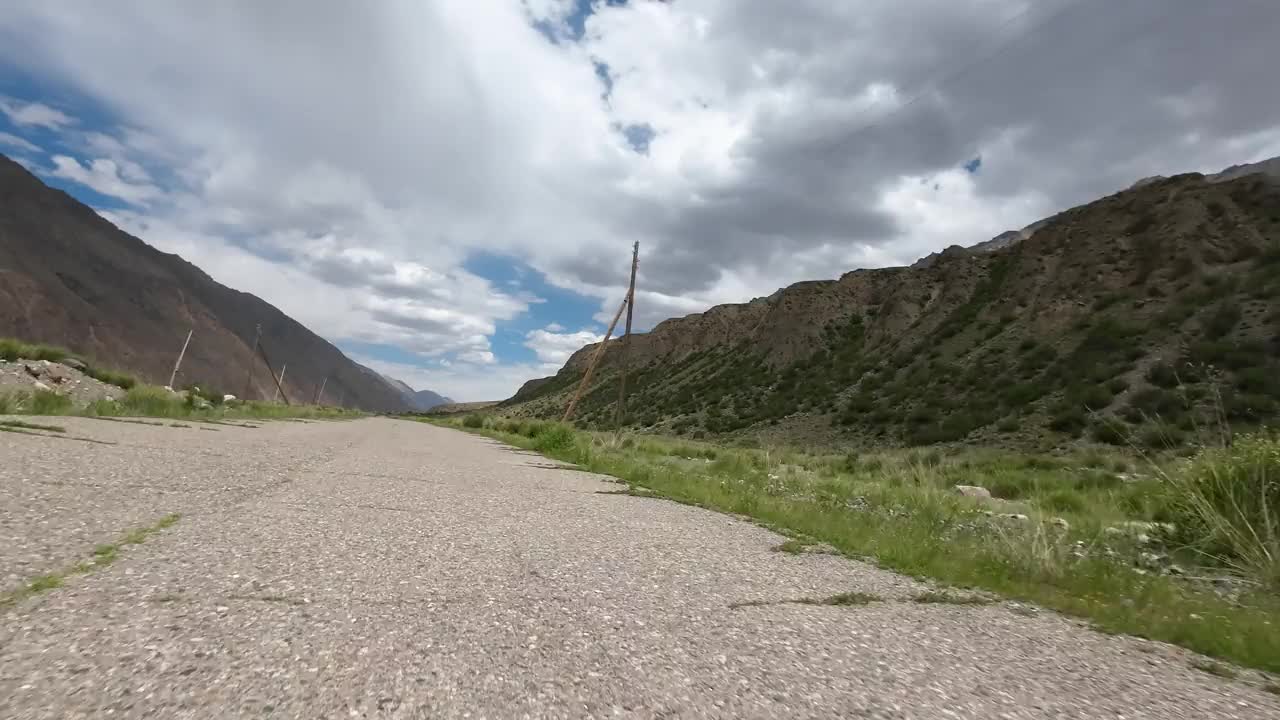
[1,0,1278,401]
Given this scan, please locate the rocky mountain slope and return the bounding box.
[0,154,409,411]
[380,374,454,411]
[505,160,1280,448]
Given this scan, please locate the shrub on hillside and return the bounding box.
[462,414,485,428]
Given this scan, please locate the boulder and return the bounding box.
[1050,517,1070,531]
[954,485,992,499]
[61,357,87,371]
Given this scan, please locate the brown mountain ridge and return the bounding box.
[504,161,1280,448]
[0,153,409,411]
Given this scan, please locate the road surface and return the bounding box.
[1,417,1273,719]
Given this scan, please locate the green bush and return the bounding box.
[1090,422,1127,446]
[1040,489,1087,514]
[1161,434,1280,587]
[532,423,577,453]
[0,338,70,363]
[29,390,73,415]
[462,414,485,428]
[87,367,138,390]
[120,386,184,417]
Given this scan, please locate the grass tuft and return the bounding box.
[1189,659,1238,680]
[0,419,65,433]
[800,591,882,606]
[913,590,994,606]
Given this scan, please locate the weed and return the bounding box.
[462,414,486,428]
[913,590,994,606]
[1159,434,1280,588]
[800,591,881,606]
[1190,659,1238,680]
[772,539,810,554]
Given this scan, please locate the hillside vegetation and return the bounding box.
[506,170,1280,449]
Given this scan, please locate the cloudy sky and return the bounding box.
[1,1,1277,400]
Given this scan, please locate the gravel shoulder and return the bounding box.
[1,417,1275,718]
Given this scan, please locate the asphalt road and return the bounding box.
[1,417,1274,719]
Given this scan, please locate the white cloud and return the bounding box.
[49,155,162,204]
[0,97,73,129]
[0,131,39,152]
[525,326,604,365]
[2,1,1278,401]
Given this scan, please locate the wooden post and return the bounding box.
[614,242,639,430]
[168,328,193,389]
[561,294,629,423]
[272,364,288,403]
[256,339,291,406]
[242,323,262,400]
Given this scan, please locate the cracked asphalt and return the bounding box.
[1,416,1275,719]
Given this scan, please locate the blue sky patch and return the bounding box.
[463,252,602,364]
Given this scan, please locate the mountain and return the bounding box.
[378,372,454,411]
[504,161,1280,448]
[0,154,409,411]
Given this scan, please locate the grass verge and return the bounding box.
[0,513,181,610]
[430,415,1280,674]
[0,384,360,422]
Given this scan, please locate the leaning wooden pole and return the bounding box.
[614,242,639,430]
[256,339,291,406]
[561,294,629,423]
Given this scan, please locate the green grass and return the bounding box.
[432,417,1280,673]
[0,383,360,422]
[0,513,181,609]
[0,337,138,389]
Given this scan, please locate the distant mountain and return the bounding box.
[377,372,453,411]
[504,158,1280,448]
[0,153,410,411]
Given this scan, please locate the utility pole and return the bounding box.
[168,328,193,390]
[313,376,328,405]
[565,294,634,422]
[614,242,639,430]
[272,364,288,403]
[242,323,262,401]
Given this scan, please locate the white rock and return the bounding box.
[33,381,50,391]
[223,394,237,402]
[1050,517,1070,531]
[954,485,992,499]
[1001,513,1030,523]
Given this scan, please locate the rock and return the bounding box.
[1137,551,1168,569]
[193,397,213,410]
[1000,513,1030,523]
[1104,526,1124,537]
[1135,533,1152,545]
[1165,564,1186,576]
[1050,517,1070,531]
[954,485,992,499]
[32,381,50,392]
[61,357,87,371]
